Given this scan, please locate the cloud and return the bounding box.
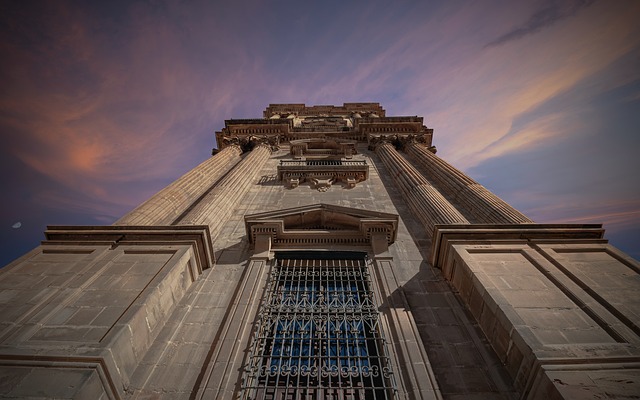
[0,0,638,265]
[478,112,578,161]
[0,0,264,218]
[422,0,640,170]
[526,199,640,230]
[485,0,597,48]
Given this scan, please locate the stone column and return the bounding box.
[115,145,243,226]
[374,141,468,237]
[406,143,533,224]
[177,143,272,240]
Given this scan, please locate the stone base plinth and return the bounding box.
[0,225,213,399]
[431,224,640,399]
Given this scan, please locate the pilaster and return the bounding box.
[370,236,442,400]
[373,140,468,237]
[195,247,271,399]
[406,142,532,224]
[177,142,273,240]
[115,145,243,226]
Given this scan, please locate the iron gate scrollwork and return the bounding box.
[241,253,396,399]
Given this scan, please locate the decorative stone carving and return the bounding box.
[367,134,396,150]
[221,134,280,152]
[367,133,431,151]
[244,203,399,247]
[277,160,369,191]
[284,176,300,189]
[310,176,334,192]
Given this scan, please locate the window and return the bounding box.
[242,251,396,399]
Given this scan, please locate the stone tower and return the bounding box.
[0,103,638,399]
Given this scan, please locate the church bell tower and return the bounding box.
[0,103,638,399]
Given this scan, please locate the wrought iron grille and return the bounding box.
[241,254,396,399]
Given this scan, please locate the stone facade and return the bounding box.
[0,103,638,399]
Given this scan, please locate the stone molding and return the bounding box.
[277,159,369,190]
[0,356,119,399]
[45,224,215,272]
[430,223,605,269]
[430,224,640,399]
[244,203,399,250]
[0,224,213,399]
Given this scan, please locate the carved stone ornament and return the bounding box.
[367,134,397,151]
[277,160,369,191]
[244,203,399,247]
[368,133,430,151]
[221,134,280,152]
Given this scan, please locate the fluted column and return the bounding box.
[406,143,533,224]
[375,141,468,237]
[177,143,272,239]
[115,145,243,226]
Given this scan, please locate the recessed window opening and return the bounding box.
[241,251,396,399]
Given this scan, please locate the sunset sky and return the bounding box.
[1,0,639,265]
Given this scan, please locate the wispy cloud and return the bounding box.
[485,0,597,48]
[425,1,640,169]
[0,0,263,217]
[526,199,640,230]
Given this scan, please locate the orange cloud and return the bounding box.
[414,1,640,168]
[0,1,265,219]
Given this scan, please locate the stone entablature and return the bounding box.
[277,159,369,191]
[44,225,215,272]
[263,102,386,118]
[215,107,433,150]
[244,203,398,252]
[358,120,423,133]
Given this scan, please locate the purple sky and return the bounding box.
[1,0,639,265]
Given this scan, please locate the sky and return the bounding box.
[1,0,639,265]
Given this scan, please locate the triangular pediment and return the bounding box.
[244,203,398,247]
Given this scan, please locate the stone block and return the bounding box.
[31,326,91,342]
[0,366,31,395]
[92,306,126,327]
[4,367,102,398]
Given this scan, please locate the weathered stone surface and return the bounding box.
[2,103,638,399]
[0,227,211,399]
[432,225,640,398]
